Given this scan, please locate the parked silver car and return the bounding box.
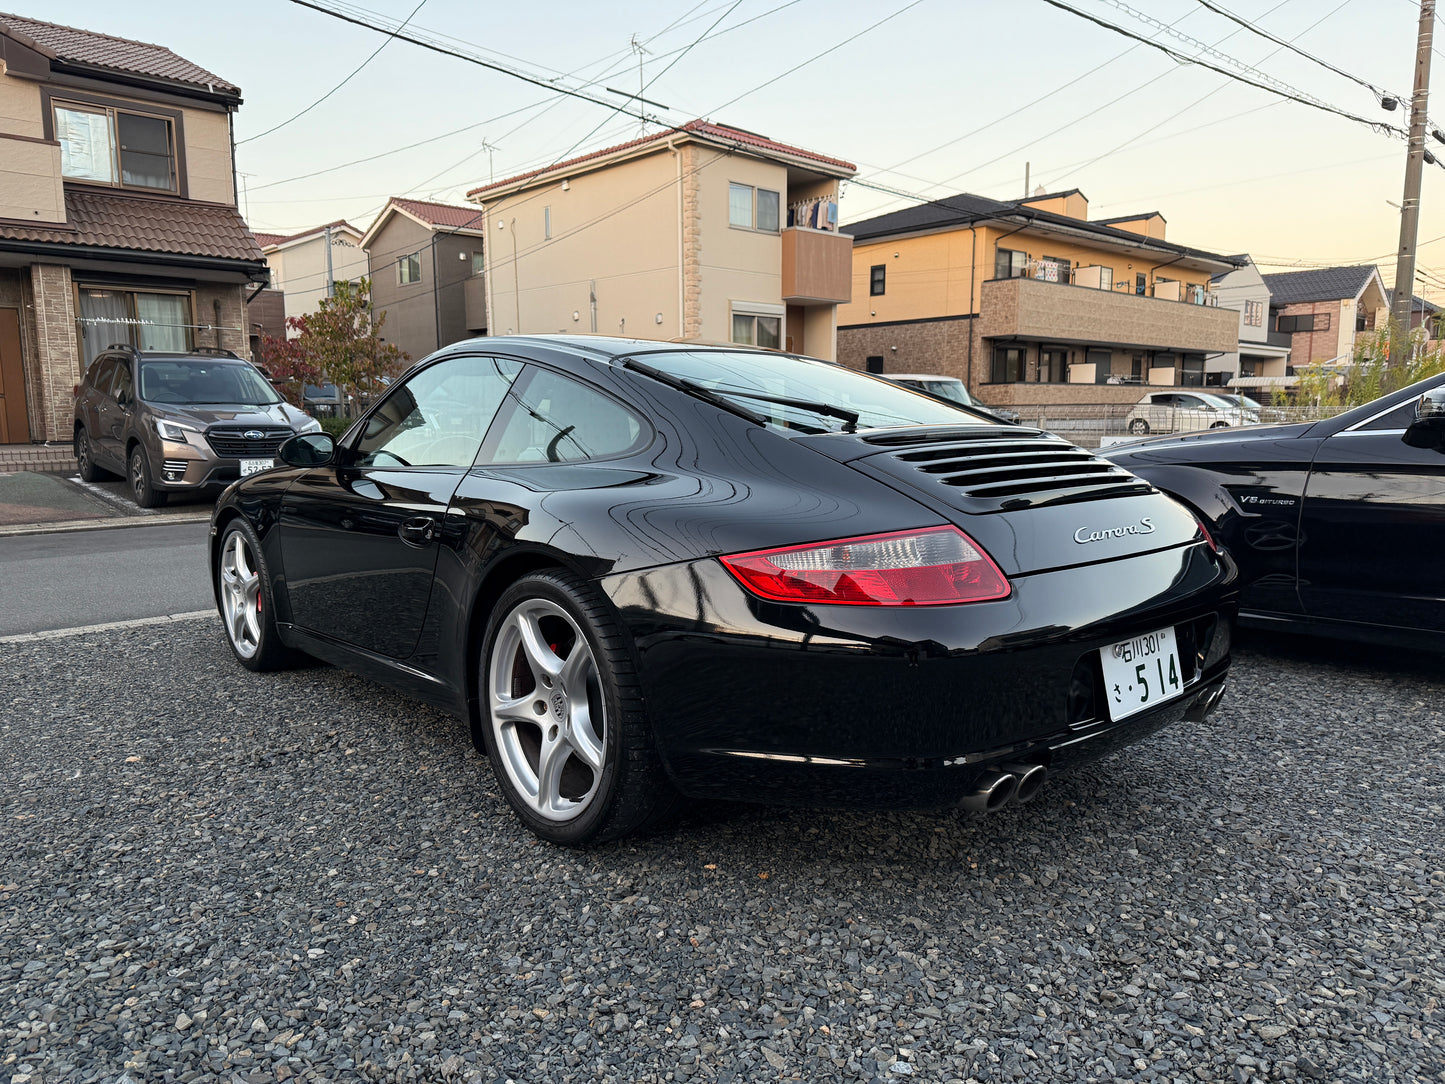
[73,345,320,507]
[1124,390,1258,436]
[875,373,1022,424]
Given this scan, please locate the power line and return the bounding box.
[1190,0,1402,104]
[239,0,428,145]
[1036,0,1408,137]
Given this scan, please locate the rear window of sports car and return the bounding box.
[633,351,999,433]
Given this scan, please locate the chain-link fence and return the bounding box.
[1006,402,1351,448]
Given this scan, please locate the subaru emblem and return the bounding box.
[243,429,265,440]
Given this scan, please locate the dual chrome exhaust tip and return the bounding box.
[959,762,1048,813]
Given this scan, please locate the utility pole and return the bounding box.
[324,224,336,299]
[1392,0,1434,339]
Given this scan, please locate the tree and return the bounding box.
[259,278,407,415]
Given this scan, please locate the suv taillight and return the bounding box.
[719,526,1010,606]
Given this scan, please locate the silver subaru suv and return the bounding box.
[73,345,321,508]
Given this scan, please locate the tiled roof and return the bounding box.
[1388,288,1440,313]
[0,189,264,264]
[845,192,1239,267]
[388,197,486,230]
[255,220,362,249]
[0,12,239,95]
[466,120,856,199]
[1260,266,1379,304]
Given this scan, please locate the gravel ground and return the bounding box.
[2,622,1442,1084]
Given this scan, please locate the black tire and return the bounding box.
[1210,421,1229,429]
[1128,418,1150,435]
[480,569,680,846]
[215,518,301,671]
[128,444,167,508]
[74,426,110,482]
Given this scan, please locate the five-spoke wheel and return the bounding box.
[481,570,678,846]
[215,519,297,671]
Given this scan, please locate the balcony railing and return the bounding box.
[781,227,851,304]
[998,264,1219,306]
[979,275,1239,354]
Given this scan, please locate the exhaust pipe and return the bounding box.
[1183,683,1226,722]
[1002,762,1048,804]
[960,770,1018,812]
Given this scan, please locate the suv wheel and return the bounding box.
[75,426,111,482]
[128,444,168,508]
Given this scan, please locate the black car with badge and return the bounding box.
[210,336,1235,845]
[1103,372,1445,650]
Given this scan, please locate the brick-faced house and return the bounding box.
[1259,265,1390,368]
[0,12,268,446]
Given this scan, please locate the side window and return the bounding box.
[90,358,116,398]
[485,367,644,465]
[1356,402,1418,432]
[112,362,134,403]
[355,355,522,467]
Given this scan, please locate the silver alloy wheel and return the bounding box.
[77,431,91,474]
[130,449,146,501]
[219,530,263,659]
[488,598,606,822]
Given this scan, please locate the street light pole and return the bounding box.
[1391,0,1435,341]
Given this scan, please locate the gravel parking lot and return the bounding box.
[2,622,1442,1084]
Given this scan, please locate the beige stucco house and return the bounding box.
[0,12,266,447]
[256,220,368,331]
[464,120,856,360]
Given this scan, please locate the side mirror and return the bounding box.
[278,432,336,467]
[1403,389,1445,451]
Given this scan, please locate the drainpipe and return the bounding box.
[966,225,977,387]
[1146,253,1187,295]
[669,139,683,339]
[510,217,521,335]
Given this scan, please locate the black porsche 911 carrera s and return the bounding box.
[211,336,1235,845]
[1103,373,1445,652]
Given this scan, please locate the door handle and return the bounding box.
[399,516,437,547]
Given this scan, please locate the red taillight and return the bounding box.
[1193,515,1219,553]
[718,526,1011,607]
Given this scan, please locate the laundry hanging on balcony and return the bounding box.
[787,198,838,231]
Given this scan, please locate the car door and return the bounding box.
[98,358,135,467]
[1175,395,1209,432]
[277,354,522,658]
[1151,394,1177,432]
[79,356,116,463]
[1297,398,1445,633]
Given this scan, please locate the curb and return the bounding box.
[0,610,214,644]
[0,511,213,538]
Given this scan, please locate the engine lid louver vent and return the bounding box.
[864,428,1153,512]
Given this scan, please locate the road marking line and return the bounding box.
[0,610,214,644]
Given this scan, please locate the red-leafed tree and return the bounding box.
[259,278,407,414]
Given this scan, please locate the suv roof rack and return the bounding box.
[188,347,242,359]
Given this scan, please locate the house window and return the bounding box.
[1136,273,1146,296]
[543,206,552,240]
[870,265,886,296]
[990,345,1025,383]
[76,287,192,367]
[1038,348,1067,382]
[731,312,781,349]
[1243,300,1264,327]
[865,356,885,374]
[1277,312,1331,333]
[471,251,485,276]
[1036,256,1069,283]
[398,252,422,285]
[994,248,1027,279]
[54,102,177,192]
[728,183,781,232]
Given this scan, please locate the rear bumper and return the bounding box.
[601,542,1235,808]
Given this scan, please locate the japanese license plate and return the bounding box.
[1100,626,1185,721]
[240,458,272,476]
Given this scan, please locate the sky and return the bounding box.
[29,0,1445,298]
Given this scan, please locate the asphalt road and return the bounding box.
[0,521,213,636]
[1,626,1441,1083]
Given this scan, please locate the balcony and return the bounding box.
[781,227,851,304]
[979,275,1238,354]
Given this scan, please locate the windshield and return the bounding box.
[915,379,978,408]
[634,351,995,433]
[1193,393,1240,412]
[139,360,282,406]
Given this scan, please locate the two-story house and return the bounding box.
[258,219,368,330]
[1260,265,1390,368]
[0,13,267,446]
[1207,255,1291,389]
[464,120,856,360]
[361,197,488,363]
[836,189,1242,410]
